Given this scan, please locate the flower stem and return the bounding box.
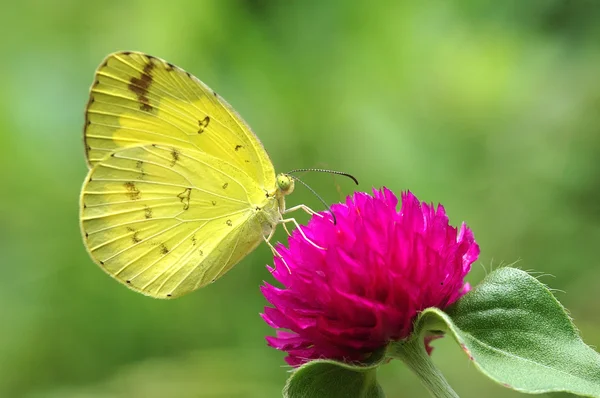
[389,337,459,398]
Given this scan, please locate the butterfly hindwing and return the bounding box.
[80,144,269,298]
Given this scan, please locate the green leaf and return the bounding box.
[283,348,386,398]
[417,267,600,397]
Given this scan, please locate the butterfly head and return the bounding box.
[276,173,295,196]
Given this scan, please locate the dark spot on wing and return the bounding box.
[128,61,155,112]
[213,91,218,97]
[144,206,153,219]
[124,182,141,200]
[177,188,191,210]
[192,234,197,246]
[127,227,141,243]
[122,51,132,55]
[226,219,232,227]
[198,116,210,134]
[211,200,216,206]
[222,183,228,189]
[126,280,131,284]
[166,62,175,71]
[160,243,169,255]
[84,231,89,238]
[166,293,172,297]
[199,250,204,256]
[170,148,180,167]
[132,232,141,243]
[245,160,250,163]
[235,145,242,151]
[100,260,105,265]
[135,160,145,179]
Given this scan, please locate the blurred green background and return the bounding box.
[1,1,599,397]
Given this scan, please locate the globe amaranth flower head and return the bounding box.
[261,188,479,367]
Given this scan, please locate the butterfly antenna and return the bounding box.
[288,175,338,225]
[287,168,359,185]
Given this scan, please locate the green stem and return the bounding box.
[389,337,459,398]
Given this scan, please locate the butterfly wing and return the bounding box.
[80,144,272,298]
[84,51,275,190]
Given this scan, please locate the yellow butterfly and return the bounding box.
[79,51,339,299]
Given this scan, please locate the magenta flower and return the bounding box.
[261,188,479,366]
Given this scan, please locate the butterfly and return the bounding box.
[79,51,335,299]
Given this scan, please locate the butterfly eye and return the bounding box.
[276,174,295,195]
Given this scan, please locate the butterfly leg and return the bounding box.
[279,218,326,251]
[263,234,291,274]
[283,204,324,218]
[282,222,292,237]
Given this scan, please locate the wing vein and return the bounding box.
[132,222,208,286]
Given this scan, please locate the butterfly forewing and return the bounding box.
[85,51,276,189]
